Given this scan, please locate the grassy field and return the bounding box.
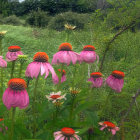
[0,24,140,139]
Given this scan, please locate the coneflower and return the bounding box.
[25,52,58,84]
[88,72,103,88]
[80,45,99,63]
[2,78,29,110]
[54,127,81,140]
[99,121,119,135]
[6,46,23,61]
[52,43,81,65]
[106,70,125,92]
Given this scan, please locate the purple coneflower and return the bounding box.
[52,42,81,65]
[80,45,99,63]
[2,78,29,110]
[106,70,125,92]
[99,121,119,135]
[6,46,23,61]
[25,52,59,84]
[88,72,103,88]
[0,56,7,67]
[54,127,81,140]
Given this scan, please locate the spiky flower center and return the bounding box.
[58,69,66,75]
[112,70,125,79]
[8,46,21,52]
[83,45,95,51]
[59,43,72,51]
[8,78,27,90]
[61,127,75,136]
[33,52,49,62]
[91,72,102,78]
[103,121,116,128]
[50,95,61,99]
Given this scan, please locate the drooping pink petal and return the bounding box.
[106,75,124,92]
[68,51,80,65]
[73,134,81,140]
[80,51,97,63]
[2,88,29,110]
[88,77,103,88]
[115,127,120,131]
[111,129,116,135]
[6,51,23,61]
[54,134,63,140]
[46,63,59,84]
[54,131,61,137]
[61,75,66,83]
[52,51,80,65]
[0,56,7,67]
[25,62,41,78]
[100,126,107,131]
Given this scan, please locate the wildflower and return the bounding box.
[54,127,81,140]
[69,87,80,96]
[45,91,66,103]
[64,23,76,30]
[25,52,59,84]
[6,46,23,61]
[58,69,66,83]
[52,43,81,65]
[0,31,7,39]
[106,70,125,92]
[0,56,7,68]
[2,78,29,110]
[80,45,99,63]
[88,72,103,88]
[99,121,119,135]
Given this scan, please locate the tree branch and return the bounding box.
[99,20,136,72]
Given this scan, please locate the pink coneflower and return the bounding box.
[25,52,59,84]
[88,72,103,88]
[45,91,66,103]
[52,43,81,65]
[54,127,81,140]
[2,78,29,110]
[106,70,125,92]
[80,45,99,63]
[6,46,23,61]
[58,69,66,83]
[0,56,7,67]
[99,121,119,135]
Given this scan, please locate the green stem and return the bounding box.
[18,63,23,77]
[27,78,30,88]
[10,61,16,79]
[65,30,70,42]
[32,76,39,138]
[69,97,76,122]
[0,68,4,94]
[0,39,2,55]
[57,64,64,90]
[9,107,16,140]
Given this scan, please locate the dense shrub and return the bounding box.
[26,9,51,27]
[48,11,90,31]
[0,15,4,24]
[3,15,22,26]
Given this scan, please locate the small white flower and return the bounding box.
[45,91,66,103]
